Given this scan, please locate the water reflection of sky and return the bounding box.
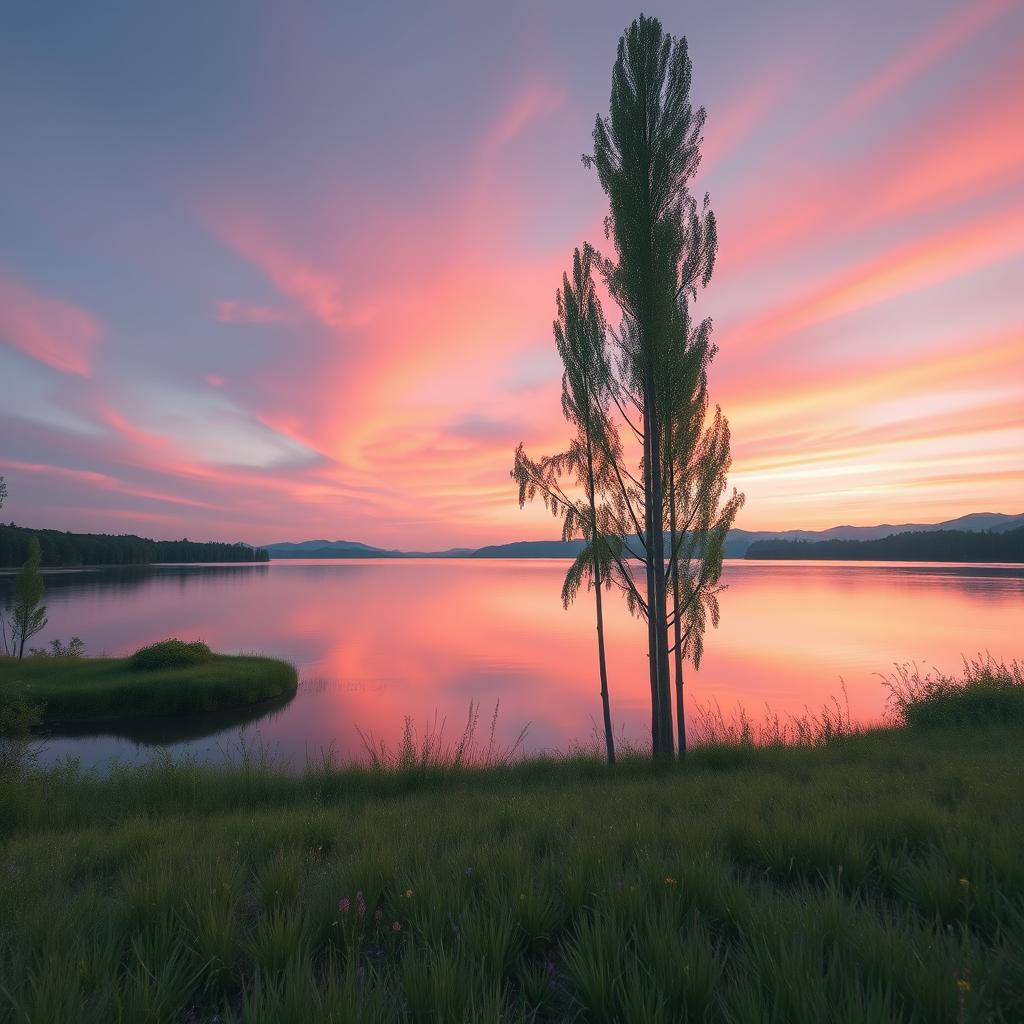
[2,559,1021,772]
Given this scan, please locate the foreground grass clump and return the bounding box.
[885,655,1024,729]
[130,638,215,671]
[0,716,1022,1021]
[0,648,297,723]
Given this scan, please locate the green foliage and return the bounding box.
[2,718,1021,1020]
[0,651,297,722]
[0,686,43,738]
[0,521,269,568]
[4,536,47,659]
[27,636,84,658]
[883,656,1024,728]
[513,16,744,758]
[0,684,43,778]
[130,638,214,670]
[747,525,1024,562]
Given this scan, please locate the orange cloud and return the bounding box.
[724,205,1024,355]
[0,273,102,376]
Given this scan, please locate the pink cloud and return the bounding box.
[833,0,1013,121]
[0,273,102,376]
[211,218,371,331]
[481,82,565,157]
[724,205,1024,356]
[701,65,798,175]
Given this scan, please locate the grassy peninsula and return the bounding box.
[0,664,1021,1021]
[0,641,297,724]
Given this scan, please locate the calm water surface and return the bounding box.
[2,558,1021,770]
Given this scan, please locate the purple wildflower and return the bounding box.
[339,897,351,914]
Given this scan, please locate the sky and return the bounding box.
[1,0,1022,548]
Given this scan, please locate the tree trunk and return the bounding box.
[649,387,673,756]
[585,435,616,765]
[592,567,615,764]
[668,458,686,759]
[644,372,673,757]
[641,392,662,753]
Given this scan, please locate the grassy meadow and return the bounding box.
[1,662,1022,1022]
[0,642,297,724]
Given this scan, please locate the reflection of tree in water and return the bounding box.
[41,689,295,746]
[0,563,270,603]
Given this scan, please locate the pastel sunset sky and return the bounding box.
[2,0,1022,547]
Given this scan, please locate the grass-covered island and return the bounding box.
[0,640,298,725]
[0,661,1021,1021]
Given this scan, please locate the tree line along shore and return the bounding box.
[745,525,1024,562]
[0,523,269,568]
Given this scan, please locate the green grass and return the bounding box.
[883,655,1024,729]
[0,651,298,723]
[0,719,1021,1021]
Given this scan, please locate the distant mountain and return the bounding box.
[471,540,587,559]
[724,511,1024,557]
[262,539,474,559]
[262,512,1024,560]
[263,539,403,559]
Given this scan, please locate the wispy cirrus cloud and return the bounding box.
[832,0,1013,121]
[0,272,103,376]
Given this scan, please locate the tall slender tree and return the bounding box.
[662,302,744,756]
[586,15,718,754]
[512,16,742,759]
[6,537,47,660]
[514,248,618,763]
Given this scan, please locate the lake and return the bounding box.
[2,558,1022,770]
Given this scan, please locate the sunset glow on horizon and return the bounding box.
[2,1,1022,547]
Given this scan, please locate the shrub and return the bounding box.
[28,637,85,658]
[882,655,1024,729]
[130,639,214,671]
[0,684,44,778]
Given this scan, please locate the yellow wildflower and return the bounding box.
[958,877,970,889]
[664,876,678,887]
[957,978,971,995]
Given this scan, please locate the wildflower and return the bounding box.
[957,978,971,995]
[664,876,678,887]
[959,877,970,889]
[403,888,413,899]
[374,909,383,921]
[356,965,366,983]
[392,921,401,932]
[339,897,351,914]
